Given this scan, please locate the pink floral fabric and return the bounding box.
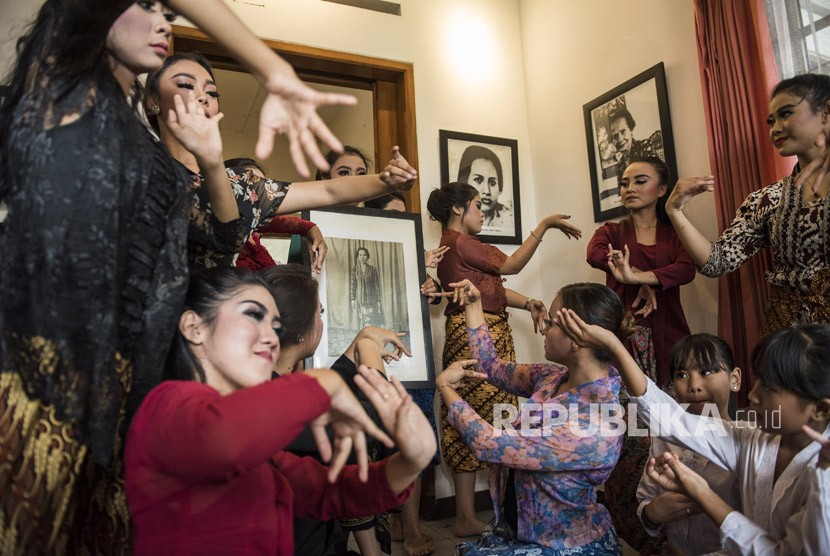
[446,324,623,550]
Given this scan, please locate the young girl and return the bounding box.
[142,56,418,270]
[636,334,742,555]
[426,181,581,537]
[124,267,436,555]
[0,1,354,552]
[435,278,625,555]
[557,315,830,554]
[667,73,830,334]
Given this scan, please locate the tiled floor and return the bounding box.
[349,510,639,555]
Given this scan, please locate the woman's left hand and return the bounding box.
[354,366,436,469]
[380,147,418,192]
[307,226,328,274]
[803,425,830,469]
[166,91,224,165]
[632,285,658,318]
[255,69,358,179]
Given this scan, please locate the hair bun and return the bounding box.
[617,311,640,341]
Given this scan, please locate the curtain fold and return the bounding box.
[693,0,794,402]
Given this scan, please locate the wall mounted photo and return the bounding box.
[583,62,678,222]
[300,206,435,388]
[439,130,522,244]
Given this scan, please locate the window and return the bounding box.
[767,0,830,77]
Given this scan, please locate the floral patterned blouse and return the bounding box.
[187,164,291,270]
[700,175,829,294]
[446,324,622,550]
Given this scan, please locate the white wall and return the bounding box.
[518,0,719,336]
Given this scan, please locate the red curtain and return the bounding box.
[693,0,793,402]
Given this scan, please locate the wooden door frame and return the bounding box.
[171,25,420,212]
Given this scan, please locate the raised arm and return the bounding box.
[665,176,717,266]
[500,214,582,275]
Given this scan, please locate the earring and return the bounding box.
[147,105,160,115]
[297,335,305,343]
[732,386,739,391]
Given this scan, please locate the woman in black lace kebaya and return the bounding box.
[142,53,418,271]
[0,1,367,554]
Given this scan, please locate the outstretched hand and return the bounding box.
[665,176,715,212]
[436,359,488,390]
[356,326,413,362]
[379,147,418,192]
[545,214,582,240]
[255,69,357,178]
[435,279,481,306]
[528,299,548,334]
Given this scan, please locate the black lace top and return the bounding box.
[0,0,195,463]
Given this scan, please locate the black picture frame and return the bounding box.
[300,206,436,388]
[439,130,522,245]
[583,62,678,222]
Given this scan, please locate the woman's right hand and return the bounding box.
[435,359,487,390]
[255,67,357,178]
[666,176,715,212]
[379,147,418,192]
[166,91,225,165]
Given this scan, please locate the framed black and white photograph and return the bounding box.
[300,206,436,388]
[439,130,522,245]
[583,62,677,222]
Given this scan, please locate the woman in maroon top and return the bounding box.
[124,268,436,556]
[585,156,695,552]
[426,181,581,537]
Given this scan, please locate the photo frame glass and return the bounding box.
[583,63,677,222]
[440,130,522,245]
[301,207,435,388]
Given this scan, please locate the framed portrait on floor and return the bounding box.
[583,62,678,222]
[300,206,435,388]
[439,129,522,245]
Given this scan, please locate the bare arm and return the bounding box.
[500,214,582,275]
[665,176,717,266]
[276,147,416,213]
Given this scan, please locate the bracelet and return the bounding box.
[529,230,543,242]
[523,298,534,311]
